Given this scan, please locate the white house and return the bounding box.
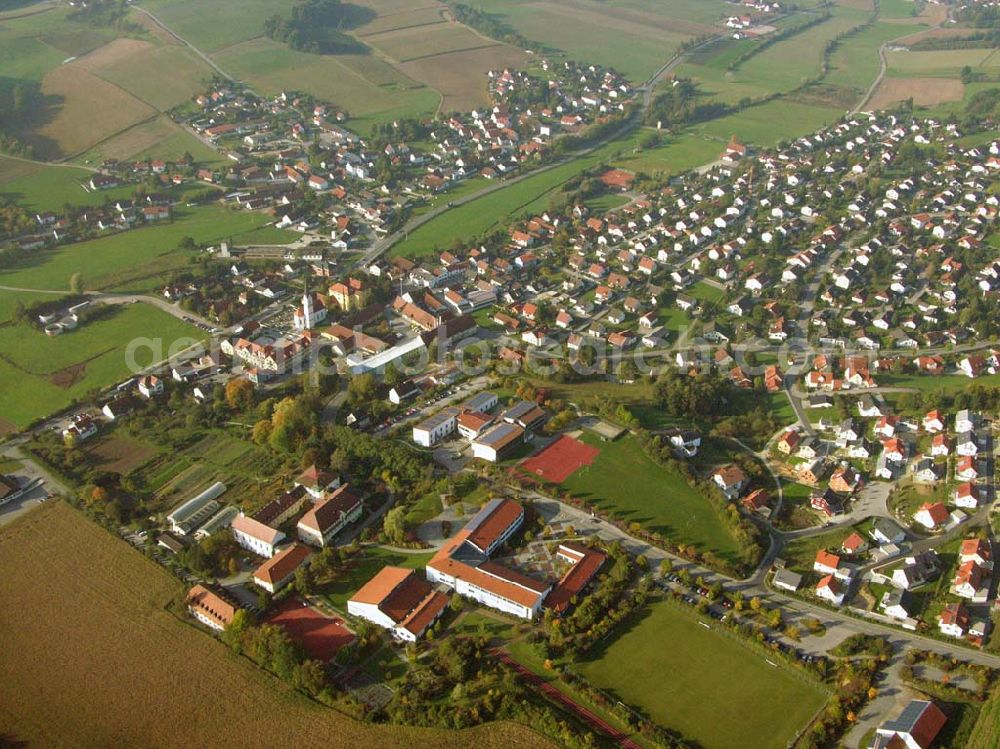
[815,575,845,606]
[232,512,285,558]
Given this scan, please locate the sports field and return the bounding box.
[0,501,551,749]
[558,433,742,564]
[577,600,827,749]
[0,302,203,429]
[266,595,356,661]
[518,434,600,483]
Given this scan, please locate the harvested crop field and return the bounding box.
[517,435,600,483]
[84,435,158,474]
[869,76,964,109]
[0,501,555,749]
[27,64,156,159]
[267,595,356,661]
[354,4,446,35]
[76,38,213,111]
[76,115,187,162]
[399,43,531,111]
[364,21,497,62]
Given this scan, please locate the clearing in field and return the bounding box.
[577,600,828,749]
[0,501,550,749]
[352,1,531,112]
[517,434,601,483]
[558,433,743,564]
[868,76,964,110]
[267,595,356,661]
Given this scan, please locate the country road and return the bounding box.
[0,284,217,329]
[132,6,236,81]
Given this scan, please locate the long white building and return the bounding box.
[426,498,550,620]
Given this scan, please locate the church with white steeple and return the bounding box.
[293,280,327,331]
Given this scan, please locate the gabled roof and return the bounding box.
[253,543,311,586]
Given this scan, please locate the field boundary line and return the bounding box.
[395,41,502,64]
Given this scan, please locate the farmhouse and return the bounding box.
[297,485,363,547]
[252,543,312,594]
[712,464,747,500]
[914,502,948,530]
[347,567,449,642]
[186,584,239,631]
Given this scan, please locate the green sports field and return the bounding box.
[577,600,828,749]
[0,303,203,430]
[558,433,743,565]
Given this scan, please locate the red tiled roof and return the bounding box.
[466,498,522,553]
[298,485,362,534]
[546,543,607,613]
[815,550,841,570]
[253,543,311,587]
[186,585,237,628]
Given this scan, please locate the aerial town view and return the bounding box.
[4,0,1000,747]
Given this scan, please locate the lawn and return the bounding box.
[0,158,136,212]
[0,303,204,428]
[879,372,1000,394]
[0,500,547,749]
[691,97,841,149]
[782,523,861,574]
[0,205,290,293]
[404,489,444,527]
[612,128,723,175]
[558,433,743,564]
[576,600,827,749]
[323,545,435,609]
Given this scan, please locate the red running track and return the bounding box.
[491,648,643,749]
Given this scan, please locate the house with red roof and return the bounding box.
[297,485,363,547]
[253,543,312,594]
[348,567,449,642]
[914,502,949,530]
[186,584,239,631]
[872,700,947,749]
